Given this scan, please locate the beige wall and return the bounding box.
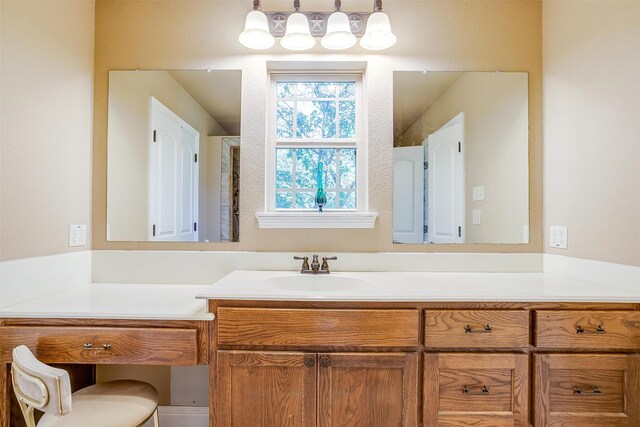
[543,0,640,266]
[93,0,543,253]
[106,71,226,241]
[0,0,94,261]
[398,73,529,244]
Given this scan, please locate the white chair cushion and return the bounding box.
[38,380,158,427]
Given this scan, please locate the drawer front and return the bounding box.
[424,310,529,348]
[0,326,198,365]
[535,310,640,350]
[534,354,640,426]
[424,353,529,426]
[217,308,419,348]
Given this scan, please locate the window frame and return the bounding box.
[266,72,367,214]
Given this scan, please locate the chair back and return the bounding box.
[11,345,72,425]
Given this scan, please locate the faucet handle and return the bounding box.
[321,256,337,273]
[294,256,310,272]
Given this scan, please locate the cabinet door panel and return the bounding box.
[534,354,640,426]
[318,353,418,427]
[424,353,529,426]
[217,351,316,427]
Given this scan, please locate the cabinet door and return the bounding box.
[318,352,418,427]
[217,351,317,427]
[424,353,529,426]
[534,354,640,426]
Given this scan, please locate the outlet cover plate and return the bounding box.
[472,185,485,201]
[69,224,87,247]
[550,225,568,249]
[472,209,481,225]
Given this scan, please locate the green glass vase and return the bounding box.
[315,161,327,212]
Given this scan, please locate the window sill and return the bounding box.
[255,212,378,229]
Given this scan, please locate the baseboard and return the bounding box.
[141,406,209,427]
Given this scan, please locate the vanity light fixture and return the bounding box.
[280,0,317,51]
[321,0,357,50]
[238,0,275,50]
[239,0,396,51]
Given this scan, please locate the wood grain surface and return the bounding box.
[217,308,419,348]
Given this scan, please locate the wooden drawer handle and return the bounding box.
[83,343,112,351]
[461,385,490,395]
[576,325,606,334]
[572,386,603,396]
[464,324,493,334]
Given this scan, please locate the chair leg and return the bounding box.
[152,408,159,427]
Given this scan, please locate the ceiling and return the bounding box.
[393,71,463,143]
[169,70,242,136]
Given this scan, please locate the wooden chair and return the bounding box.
[11,345,159,427]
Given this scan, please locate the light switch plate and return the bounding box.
[69,224,87,247]
[472,185,484,201]
[472,209,481,225]
[550,225,567,249]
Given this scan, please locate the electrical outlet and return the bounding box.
[472,185,484,201]
[472,209,481,225]
[550,225,567,249]
[69,224,87,247]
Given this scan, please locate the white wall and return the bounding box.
[543,0,640,266]
[0,0,94,260]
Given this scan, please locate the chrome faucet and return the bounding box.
[294,255,337,274]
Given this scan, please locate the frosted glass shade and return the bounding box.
[239,10,275,50]
[360,11,396,51]
[281,13,316,51]
[321,12,357,50]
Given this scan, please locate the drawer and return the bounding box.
[535,310,640,350]
[217,308,419,348]
[534,354,640,426]
[424,353,529,426]
[0,326,198,365]
[424,310,529,348]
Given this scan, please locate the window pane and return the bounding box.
[296,101,336,139]
[340,192,356,209]
[326,192,337,209]
[277,82,295,98]
[295,192,315,209]
[295,148,319,189]
[276,191,293,209]
[276,101,294,138]
[338,82,356,98]
[339,149,356,189]
[339,101,356,138]
[276,149,293,188]
[296,82,337,98]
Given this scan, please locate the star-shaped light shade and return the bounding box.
[281,12,316,51]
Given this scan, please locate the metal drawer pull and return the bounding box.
[304,357,315,368]
[575,325,606,334]
[320,356,331,368]
[83,343,112,350]
[464,324,493,334]
[572,386,603,396]
[462,385,490,395]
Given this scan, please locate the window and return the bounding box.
[258,72,376,228]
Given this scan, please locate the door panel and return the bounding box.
[318,352,418,427]
[393,146,424,244]
[217,351,317,427]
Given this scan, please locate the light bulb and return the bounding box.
[321,11,356,50]
[239,10,275,50]
[360,11,396,51]
[280,12,316,51]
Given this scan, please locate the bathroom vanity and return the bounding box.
[199,271,640,427]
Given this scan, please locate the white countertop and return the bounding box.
[0,283,214,321]
[196,270,640,302]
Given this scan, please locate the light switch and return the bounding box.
[472,185,484,201]
[473,209,481,225]
[69,224,87,247]
[550,225,568,249]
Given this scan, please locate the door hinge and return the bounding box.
[153,130,157,142]
[458,141,461,153]
[424,225,428,234]
[424,161,428,170]
[458,226,462,238]
[152,224,156,237]
[194,153,198,163]
[194,222,197,232]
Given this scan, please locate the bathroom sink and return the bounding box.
[261,274,368,293]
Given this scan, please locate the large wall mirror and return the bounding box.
[107,70,241,242]
[393,71,529,244]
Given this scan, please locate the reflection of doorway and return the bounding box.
[149,97,199,242]
[392,146,424,243]
[220,137,240,242]
[427,112,465,243]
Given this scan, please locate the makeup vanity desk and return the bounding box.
[0,283,213,427]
